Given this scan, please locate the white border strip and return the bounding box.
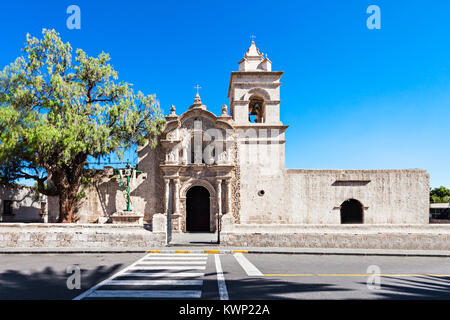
[214,254,229,300]
[88,290,202,299]
[128,266,206,270]
[120,272,204,278]
[137,261,206,265]
[105,279,203,286]
[143,257,208,261]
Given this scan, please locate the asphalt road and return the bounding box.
[1,253,450,300]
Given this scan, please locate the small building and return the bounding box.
[0,185,46,223]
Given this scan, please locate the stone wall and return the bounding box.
[74,161,161,224]
[221,224,450,250]
[0,223,165,248]
[238,169,429,225]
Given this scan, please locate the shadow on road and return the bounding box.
[201,272,353,300]
[358,276,450,300]
[0,264,123,300]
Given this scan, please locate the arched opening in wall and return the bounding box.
[340,199,364,224]
[186,186,211,232]
[248,95,265,123]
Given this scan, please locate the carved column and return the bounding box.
[173,178,180,216]
[163,178,171,215]
[194,120,203,164]
[225,178,232,215]
[216,179,222,216]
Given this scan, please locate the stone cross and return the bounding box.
[194,84,201,94]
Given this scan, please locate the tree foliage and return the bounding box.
[430,186,450,203]
[0,29,165,222]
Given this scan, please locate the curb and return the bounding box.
[3,248,450,257]
[146,250,248,254]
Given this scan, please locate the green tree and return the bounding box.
[430,186,450,203]
[0,29,165,222]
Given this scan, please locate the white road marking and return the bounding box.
[233,253,263,276]
[104,279,203,286]
[129,266,206,270]
[120,272,205,278]
[215,254,229,300]
[143,257,208,261]
[74,253,209,300]
[137,261,206,265]
[146,254,207,257]
[88,290,202,298]
[73,253,152,300]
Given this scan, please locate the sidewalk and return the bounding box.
[2,246,450,257]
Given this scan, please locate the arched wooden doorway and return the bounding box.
[340,199,364,224]
[186,186,211,232]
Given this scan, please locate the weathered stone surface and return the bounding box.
[221,225,450,250]
[0,224,165,248]
[152,214,166,232]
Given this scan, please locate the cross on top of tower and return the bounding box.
[250,35,256,42]
[194,84,202,94]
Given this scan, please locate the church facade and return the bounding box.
[75,41,430,231]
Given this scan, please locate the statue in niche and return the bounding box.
[168,150,176,163]
[218,150,228,163]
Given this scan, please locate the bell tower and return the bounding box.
[227,41,284,126]
[227,41,288,172]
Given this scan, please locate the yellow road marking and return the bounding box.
[264,274,450,277]
[234,250,248,253]
[204,250,220,254]
[175,250,190,253]
[146,250,161,253]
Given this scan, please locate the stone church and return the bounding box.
[74,41,430,232]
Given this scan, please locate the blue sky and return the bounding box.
[1,0,449,188]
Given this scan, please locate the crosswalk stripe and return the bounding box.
[88,290,202,298]
[143,257,208,261]
[137,261,206,265]
[120,272,205,278]
[146,253,208,258]
[104,279,203,286]
[75,253,210,300]
[73,253,153,300]
[129,266,206,270]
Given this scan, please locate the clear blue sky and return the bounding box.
[1,0,449,188]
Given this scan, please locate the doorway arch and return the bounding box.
[186,186,211,232]
[340,199,364,224]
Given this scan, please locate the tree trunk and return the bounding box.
[58,186,79,223]
[51,153,87,223]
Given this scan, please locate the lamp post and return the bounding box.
[114,163,142,212]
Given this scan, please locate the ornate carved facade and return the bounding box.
[158,94,237,232]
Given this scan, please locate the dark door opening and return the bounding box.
[186,186,210,232]
[340,199,364,224]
